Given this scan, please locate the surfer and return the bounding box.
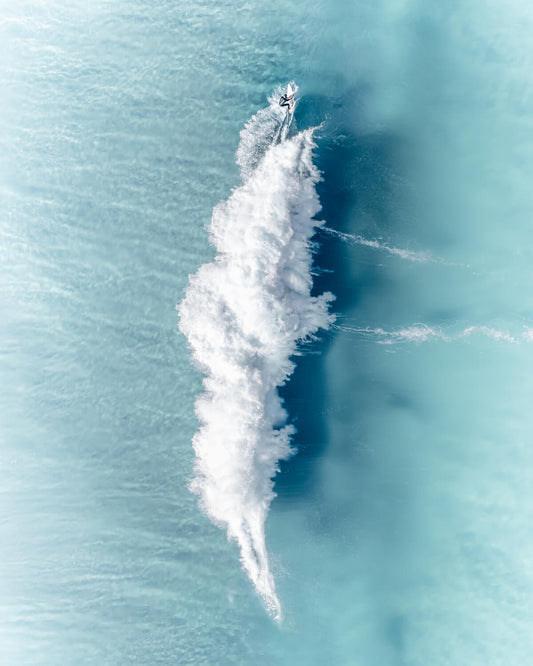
[279,86,295,112]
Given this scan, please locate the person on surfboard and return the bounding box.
[279,86,295,111]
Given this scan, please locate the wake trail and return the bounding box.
[333,321,533,345]
[178,89,334,620]
[323,227,465,266]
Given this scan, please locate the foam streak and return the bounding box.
[324,227,434,263]
[335,322,533,345]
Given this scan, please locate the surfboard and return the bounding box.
[286,83,296,113]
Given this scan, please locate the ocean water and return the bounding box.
[2,0,533,664]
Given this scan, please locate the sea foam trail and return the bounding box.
[323,227,464,265]
[334,322,533,345]
[178,94,334,620]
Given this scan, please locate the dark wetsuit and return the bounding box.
[279,94,294,109]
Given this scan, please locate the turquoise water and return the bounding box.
[2,1,533,664]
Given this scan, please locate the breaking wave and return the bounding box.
[178,90,334,620]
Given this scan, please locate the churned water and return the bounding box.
[2,0,533,664]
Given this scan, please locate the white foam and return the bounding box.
[375,324,444,344]
[337,321,533,345]
[460,326,519,344]
[324,227,434,263]
[236,85,294,181]
[339,323,444,344]
[178,96,334,620]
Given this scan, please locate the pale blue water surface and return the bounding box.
[2,1,533,664]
